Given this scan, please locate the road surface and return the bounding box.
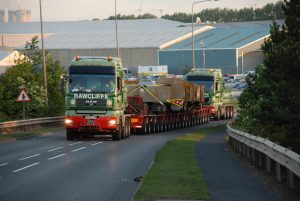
[0,121,226,201]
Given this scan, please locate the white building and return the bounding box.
[0,50,26,74]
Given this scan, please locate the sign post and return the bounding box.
[16,89,32,119]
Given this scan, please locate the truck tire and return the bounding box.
[113,121,122,141]
[66,129,74,141]
[215,108,221,120]
[139,120,147,135]
[230,106,234,118]
[125,117,131,138]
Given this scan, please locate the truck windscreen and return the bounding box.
[68,74,115,93]
[187,75,214,93]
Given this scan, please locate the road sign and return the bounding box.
[16,89,31,102]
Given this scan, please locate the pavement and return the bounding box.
[195,128,281,201]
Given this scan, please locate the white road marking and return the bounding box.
[0,163,8,167]
[47,147,63,152]
[12,162,40,173]
[69,142,82,146]
[91,142,103,146]
[19,154,40,161]
[71,147,86,152]
[48,154,66,160]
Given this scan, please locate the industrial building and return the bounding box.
[0,9,32,23]
[0,50,26,74]
[0,19,279,74]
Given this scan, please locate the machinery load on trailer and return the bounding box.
[184,68,234,120]
[126,76,209,134]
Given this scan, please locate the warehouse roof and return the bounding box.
[0,51,13,61]
[165,20,283,50]
[0,19,209,49]
[0,19,281,50]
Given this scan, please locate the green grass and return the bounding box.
[0,126,64,141]
[135,125,226,201]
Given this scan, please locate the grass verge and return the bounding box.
[135,125,226,201]
[0,126,64,142]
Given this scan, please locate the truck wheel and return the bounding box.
[66,129,74,141]
[113,122,122,141]
[126,117,131,138]
[215,108,221,120]
[121,119,127,139]
[230,106,234,118]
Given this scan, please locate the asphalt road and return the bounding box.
[0,121,227,201]
[196,128,281,201]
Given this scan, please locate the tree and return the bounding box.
[236,0,300,153]
[0,36,65,121]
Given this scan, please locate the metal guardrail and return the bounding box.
[0,117,64,134]
[227,123,300,188]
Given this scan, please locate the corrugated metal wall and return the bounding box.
[158,49,237,74]
[47,47,158,74]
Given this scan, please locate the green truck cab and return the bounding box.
[184,68,234,120]
[64,56,131,140]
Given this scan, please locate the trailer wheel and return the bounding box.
[156,120,160,133]
[152,118,157,133]
[170,117,174,130]
[156,119,161,133]
[160,118,166,132]
[139,121,147,135]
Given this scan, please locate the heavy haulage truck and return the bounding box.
[63,56,210,140]
[64,56,131,140]
[184,68,234,120]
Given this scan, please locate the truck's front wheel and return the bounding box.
[66,129,75,141]
[113,120,122,141]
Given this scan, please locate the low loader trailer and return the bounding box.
[126,76,210,134]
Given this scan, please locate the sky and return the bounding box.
[0,0,281,22]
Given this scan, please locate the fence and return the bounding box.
[227,123,300,189]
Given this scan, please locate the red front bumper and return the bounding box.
[64,116,118,132]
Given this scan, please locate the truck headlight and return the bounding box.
[108,119,117,126]
[70,99,76,106]
[65,119,73,125]
[107,99,113,107]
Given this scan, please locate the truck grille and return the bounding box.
[76,99,107,107]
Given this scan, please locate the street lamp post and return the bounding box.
[115,0,120,57]
[39,0,48,105]
[192,0,218,70]
[201,40,205,69]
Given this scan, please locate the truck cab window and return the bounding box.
[117,77,122,91]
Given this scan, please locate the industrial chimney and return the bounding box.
[25,10,32,22]
[16,10,27,22]
[8,10,17,23]
[0,10,6,23]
